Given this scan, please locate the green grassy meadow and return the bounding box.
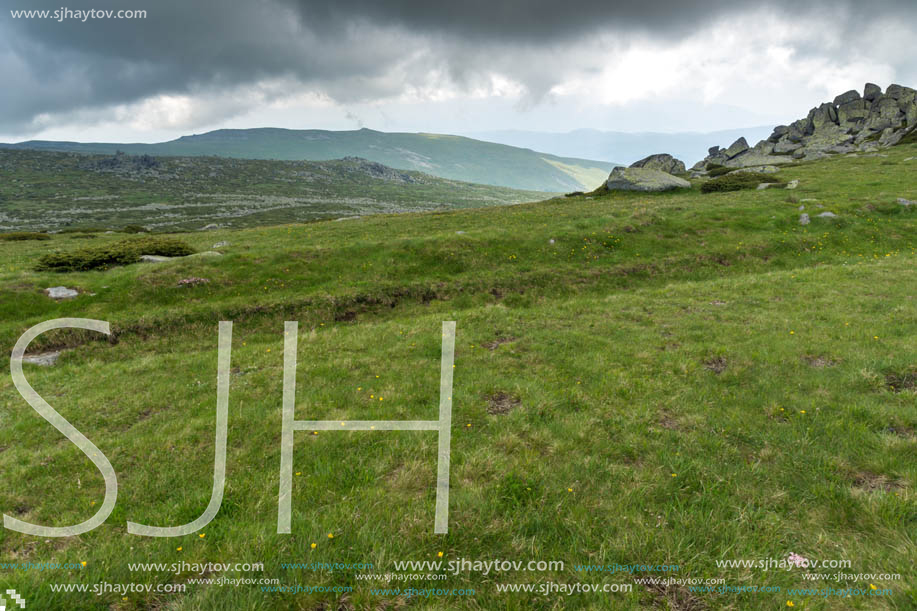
[0,145,916,609]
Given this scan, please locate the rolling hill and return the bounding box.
[0,150,551,232]
[0,128,619,192]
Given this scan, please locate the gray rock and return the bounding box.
[189,251,223,258]
[768,126,789,142]
[756,183,772,190]
[456,231,466,235]
[834,90,861,105]
[200,223,219,231]
[723,137,750,159]
[878,127,907,147]
[604,167,690,192]
[733,165,780,174]
[722,150,793,168]
[708,145,721,156]
[774,138,803,154]
[45,286,79,299]
[212,241,229,249]
[22,351,62,366]
[864,83,882,101]
[140,255,173,263]
[898,198,916,207]
[799,213,810,225]
[629,153,686,175]
[837,99,869,126]
[798,205,805,210]
[817,212,837,218]
[886,84,904,100]
[786,180,800,190]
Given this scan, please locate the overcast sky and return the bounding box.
[1,0,915,142]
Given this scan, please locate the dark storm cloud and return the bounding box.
[0,0,915,133]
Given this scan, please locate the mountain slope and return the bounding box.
[0,150,550,232]
[0,128,618,192]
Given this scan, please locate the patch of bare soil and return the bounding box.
[703,356,727,374]
[487,392,521,415]
[852,470,905,493]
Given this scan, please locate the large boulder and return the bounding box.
[629,153,686,175]
[723,137,750,158]
[864,83,882,101]
[774,137,803,154]
[833,90,861,105]
[837,99,869,127]
[604,167,690,192]
[885,84,905,100]
[865,96,906,131]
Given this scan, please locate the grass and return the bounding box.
[0,142,915,610]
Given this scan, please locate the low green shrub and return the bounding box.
[36,237,196,272]
[701,172,784,194]
[706,164,733,177]
[121,224,150,233]
[0,231,50,241]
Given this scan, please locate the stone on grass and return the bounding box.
[786,180,799,190]
[140,255,173,263]
[45,286,78,299]
[23,351,61,366]
[799,213,810,225]
[898,198,916,207]
[604,167,690,192]
[212,241,229,249]
[817,212,837,218]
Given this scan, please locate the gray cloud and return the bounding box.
[0,0,915,134]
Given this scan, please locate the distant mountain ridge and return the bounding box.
[0,128,619,192]
[465,126,776,167]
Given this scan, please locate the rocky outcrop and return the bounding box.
[629,153,686,175]
[604,167,690,192]
[692,83,916,174]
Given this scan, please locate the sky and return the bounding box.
[0,0,915,143]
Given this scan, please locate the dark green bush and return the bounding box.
[121,224,150,233]
[58,227,108,234]
[0,231,50,241]
[706,164,732,177]
[36,237,195,272]
[701,172,784,194]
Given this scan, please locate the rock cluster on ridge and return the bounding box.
[691,83,916,174]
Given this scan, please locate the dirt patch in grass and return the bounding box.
[487,391,521,415]
[638,578,708,610]
[334,309,357,322]
[703,356,728,374]
[852,470,905,493]
[884,369,917,392]
[482,336,516,350]
[803,355,838,368]
[658,410,682,430]
[884,424,916,439]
